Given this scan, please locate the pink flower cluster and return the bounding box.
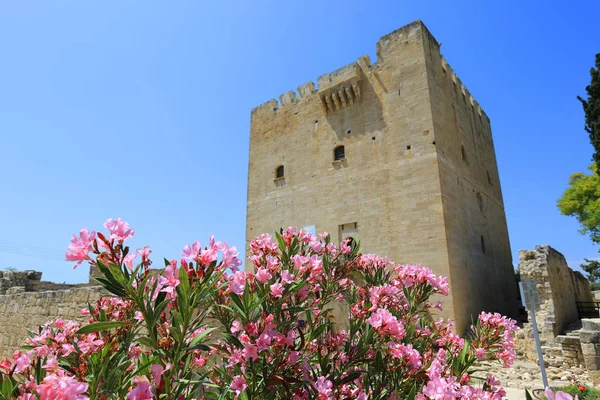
[0,221,520,399]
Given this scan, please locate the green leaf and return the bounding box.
[94,277,128,297]
[76,321,131,334]
[337,371,363,385]
[187,327,218,349]
[136,336,154,349]
[275,232,286,252]
[1,376,12,397]
[309,324,329,341]
[222,332,243,349]
[178,263,191,299]
[406,384,417,400]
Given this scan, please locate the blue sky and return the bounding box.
[0,1,598,283]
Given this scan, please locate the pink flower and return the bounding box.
[270,282,284,298]
[544,388,578,400]
[255,267,272,284]
[475,347,486,360]
[182,241,201,261]
[281,270,295,284]
[14,353,30,373]
[104,218,135,242]
[42,357,59,372]
[288,351,301,364]
[137,246,151,260]
[123,253,137,271]
[228,271,247,295]
[126,376,153,400]
[77,333,104,354]
[256,333,272,350]
[230,375,248,396]
[65,228,96,268]
[150,364,164,387]
[314,376,333,399]
[242,344,259,361]
[422,377,459,399]
[221,244,242,271]
[36,370,88,400]
[0,359,11,374]
[231,320,243,334]
[199,237,220,266]
[388,343,422,371]
[158,263,180,294]
[367,309,406,340]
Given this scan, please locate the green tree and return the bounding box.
[558,53,600,284]
[558,164,600,281]
[578,53,600,165]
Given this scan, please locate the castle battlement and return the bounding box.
[251,20,488,123]
[440,57,488,121]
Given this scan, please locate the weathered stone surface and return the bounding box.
[246,20,518,333]
[519,246,593,337]
[580,330,600,343]
[0,286,105,357]
[0,270,42,294]
[582,319,600,332]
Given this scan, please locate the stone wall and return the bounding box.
[515,246,596,370]
[519,245,591,336]
[0,286,104,357]
[580,319,600,370]
[0,270,42,294]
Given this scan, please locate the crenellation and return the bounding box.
[297,81,315,98]
[317,62,360,92]
[439,55,486,119]
[376,20,430,62]
[251,99,279,119]
[279,90,297,106]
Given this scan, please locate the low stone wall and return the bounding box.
[581,319,600,370]
[0,287,104,357]
[0,270,42,294]
[515,245,596,370]
[519,245,592,337]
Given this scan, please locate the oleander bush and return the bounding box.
[0,218,518,399]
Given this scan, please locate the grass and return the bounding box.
[549,385,600,399]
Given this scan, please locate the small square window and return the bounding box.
[334,145,345,161]
[275,165,284,179]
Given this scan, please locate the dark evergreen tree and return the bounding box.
[578,54,600,165]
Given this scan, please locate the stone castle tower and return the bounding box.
[246,20,518,332]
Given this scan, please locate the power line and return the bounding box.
[0,240,66,262]
[0,240,65,256]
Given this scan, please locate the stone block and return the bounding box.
[584,355,600,371]
[297,82,315,98]
[580,330,600,344]
[582,319,600,331]
[581,343,596,355]
[279,91,296,106]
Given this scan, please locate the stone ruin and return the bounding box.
[0,269,103,357]
[0,270,42,295]
[515,245,600,373]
